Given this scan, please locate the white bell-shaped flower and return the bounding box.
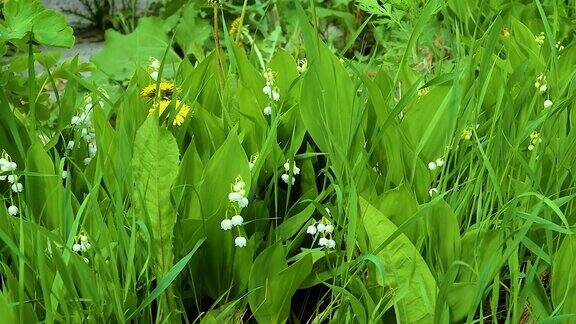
[7,205,18,216]
[11,182,23,193]
[306,225,317,235]
[221,219,233,231]
[427,161,437,170]
[231,215,244,226]
[234,236,247,247]
[317,223,326,233]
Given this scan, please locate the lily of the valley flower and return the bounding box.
[7,205,18,216]
[234,236,247,247]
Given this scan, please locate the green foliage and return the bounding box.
[2,0,576,323]
[0,0,74,48]
[91,18,180,80]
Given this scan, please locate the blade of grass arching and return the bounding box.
[60,69,114,106]
[35,234,54,323]
[392,0,441,85]
[534,0,557,69]
[127,238,206,320]
[339,15,373,57]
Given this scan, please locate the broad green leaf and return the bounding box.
[173,4,211,59]
[360,197,437,323]
[132,117,180,276]
[199,130,250,219]
[26,142,62,229]
[373,184,422,242]
[248,243,313,324]
[92,18,180,80]
[0,0,74,47]
[552,235,576,314]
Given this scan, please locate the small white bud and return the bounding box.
[306,225,317,235]
[544,99,553,108]
[72,243,82,252]
[150,58,160,70]
[11,182,23,193]
[7,205,18,216]
[539,84,547,93]
[83,157,92,165]
[263,106,272,116]
[88,142,97,158]
[435,158,445,167]
[429,188,439,197]
[427,161,437,170]
[232,181,245,192]
[272,91,280,101]
[238,197,249,208]
[231,215,244,226]
[324,224,334,233]
[326,239,336,249]
[228,192,243,202]
[262,85,272,96]
[67,140,75,150]
[281,173,295,185]
[7,175,18,184]
[234,236,247,247]
[221,219,233,230]
[150,71,159,81]
[62,170,68,179]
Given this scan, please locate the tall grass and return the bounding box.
[0,0,576,323]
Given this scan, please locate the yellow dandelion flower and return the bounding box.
[149,99,191,126]
[140,82,175,98]
[173,101,191,126]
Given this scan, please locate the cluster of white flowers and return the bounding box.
[72,234,91,263]
[528,131,542,151]
[72,234,92,253]
[0,154,23,193]
[228,177,249,208]
[222,176,249,248]
[70,95,98,165]
[262,68,280,116]
[534,74,547,94]
[427,157,445,171]
[306,208,336,249]
[149,57,161,81]
[281,160,300,185]
[1,152,22,216]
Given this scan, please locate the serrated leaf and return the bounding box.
[132,117,180,276]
